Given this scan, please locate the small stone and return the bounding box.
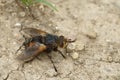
[67,42,85,52]
[86,31,97,39]
[19,12,26,17]
[107,56,113,62]
[14,23,21,27]
[39,5,44,11]
[13,33,19,37]
[106,39,111,42]
[55,27,60,32]
[13,42,17,45]
[71,52,79,59]
[67,43,76,53]
[68,43,76,50]
[55,27,58,29]
[76,42,85,51]
[11,12,17,17]
[48,23,52,26]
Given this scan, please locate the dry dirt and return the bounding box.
[0,0,120,80]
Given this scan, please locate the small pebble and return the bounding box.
[55,27,59,31]
[11,12,17,17]
[107,56,113,62]
[71,52,79,59]
[67,43,76,52]
[106,39,111,42]
[76,42,85,51]
[55,27,58,29]
[19,12,26,17]
[86,31,97,39]
[13,42,17,45]
[67,42,85,52]
[13,33,19,37]
[39,5,44,11]
[48,23,52,27]
[14,23,21,27]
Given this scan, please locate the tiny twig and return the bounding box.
[15,0,25,10]
[27,6,36,19]
[15,0,36,19]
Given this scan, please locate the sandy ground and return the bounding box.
[0,0,120,80]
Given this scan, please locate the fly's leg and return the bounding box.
[15,44,24,54]
[65,44,69,53]
[47,54,58,73]
[54,48,66,59]
[57,50,66,59]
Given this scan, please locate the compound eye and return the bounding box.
[59,36,64,47]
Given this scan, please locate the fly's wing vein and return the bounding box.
[17,42,46,61]
[21,28,47,38]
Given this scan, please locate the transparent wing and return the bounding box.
[17,42,46,62]
[21,28,47,38]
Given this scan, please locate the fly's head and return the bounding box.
[58,36,76,48]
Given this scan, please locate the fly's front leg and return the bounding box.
[54,47,66,59]
[57,49,66,59]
